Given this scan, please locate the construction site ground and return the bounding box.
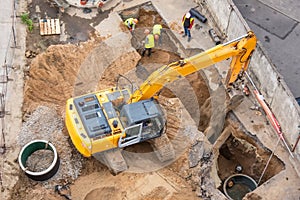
[1,0,300,200]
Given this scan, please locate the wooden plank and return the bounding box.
[50,19,54,34]
[47,20,51,35]
[53,19,57,34]
[42,20,46,35]
[39,19,45,35]
[55,19,61,34]
[54,19,57,34]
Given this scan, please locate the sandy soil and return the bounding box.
[3,1,298,200]
[14,37,206,200]
[12,4,209,198]
[23,40,100,114]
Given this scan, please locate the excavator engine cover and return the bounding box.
[74,94,112,138]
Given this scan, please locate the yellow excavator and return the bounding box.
[65,31,257,174]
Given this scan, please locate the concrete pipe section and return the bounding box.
[223,174,257,200]
[18,140,60,181]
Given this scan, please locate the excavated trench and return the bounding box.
[11,1,285,200]
[120,3,286,198]
[216,118,285,198]
[218,132,285,185]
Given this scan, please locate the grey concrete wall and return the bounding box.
[194,0,300,159]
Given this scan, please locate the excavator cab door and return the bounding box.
[118,123,143,148]
[118,99,165,148]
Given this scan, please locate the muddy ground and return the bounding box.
[3,0,288,200]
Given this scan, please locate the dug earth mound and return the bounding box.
[14,29,217,199]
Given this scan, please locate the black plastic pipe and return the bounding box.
[189,8,207,23]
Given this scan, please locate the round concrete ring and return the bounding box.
[18,140,60,181]
[223,173,257,200]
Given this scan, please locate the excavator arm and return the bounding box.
[130,31,257,103]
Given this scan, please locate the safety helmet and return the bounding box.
[133,18,138,24]
[144,29,150,34]
[186,12,191,18]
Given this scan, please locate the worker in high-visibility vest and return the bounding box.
[142,29,155,57]
[124,18,138,32]
[152,24,163,46]
[182,11,194,42]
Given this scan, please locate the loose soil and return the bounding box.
[14,2,214,199]
[5,1,288,200]
[26,149,54,172]
[217,121,285,185]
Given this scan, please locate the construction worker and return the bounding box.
[142,29,155,57]
[182,11,195,42]
[152,24,163,46]
[124,18,138,32]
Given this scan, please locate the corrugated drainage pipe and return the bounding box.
[18,140,60,181]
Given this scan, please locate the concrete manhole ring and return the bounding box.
[223,173,257,200]
[18,140,60,181]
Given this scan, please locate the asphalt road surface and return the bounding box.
[233,0,300,99]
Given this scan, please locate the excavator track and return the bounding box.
[93,148,128,175]
[149,133,175,162]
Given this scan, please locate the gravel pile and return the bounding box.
[18,106,83,185]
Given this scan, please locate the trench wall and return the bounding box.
[193,0,300,162]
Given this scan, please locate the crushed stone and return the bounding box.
[18,106,83,186]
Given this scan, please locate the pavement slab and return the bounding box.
[234,0,298,39]
[233,0,300,98]
[259,0,300,22]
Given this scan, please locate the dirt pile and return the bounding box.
[23,40,100,114]
[15,37,216,200]
[13,2,218,199]
[96,50,142,90]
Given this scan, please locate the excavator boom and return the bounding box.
[130,31,257,103]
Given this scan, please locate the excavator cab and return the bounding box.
[118,99,166,148]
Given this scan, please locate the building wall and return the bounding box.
[194,0,300,161]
